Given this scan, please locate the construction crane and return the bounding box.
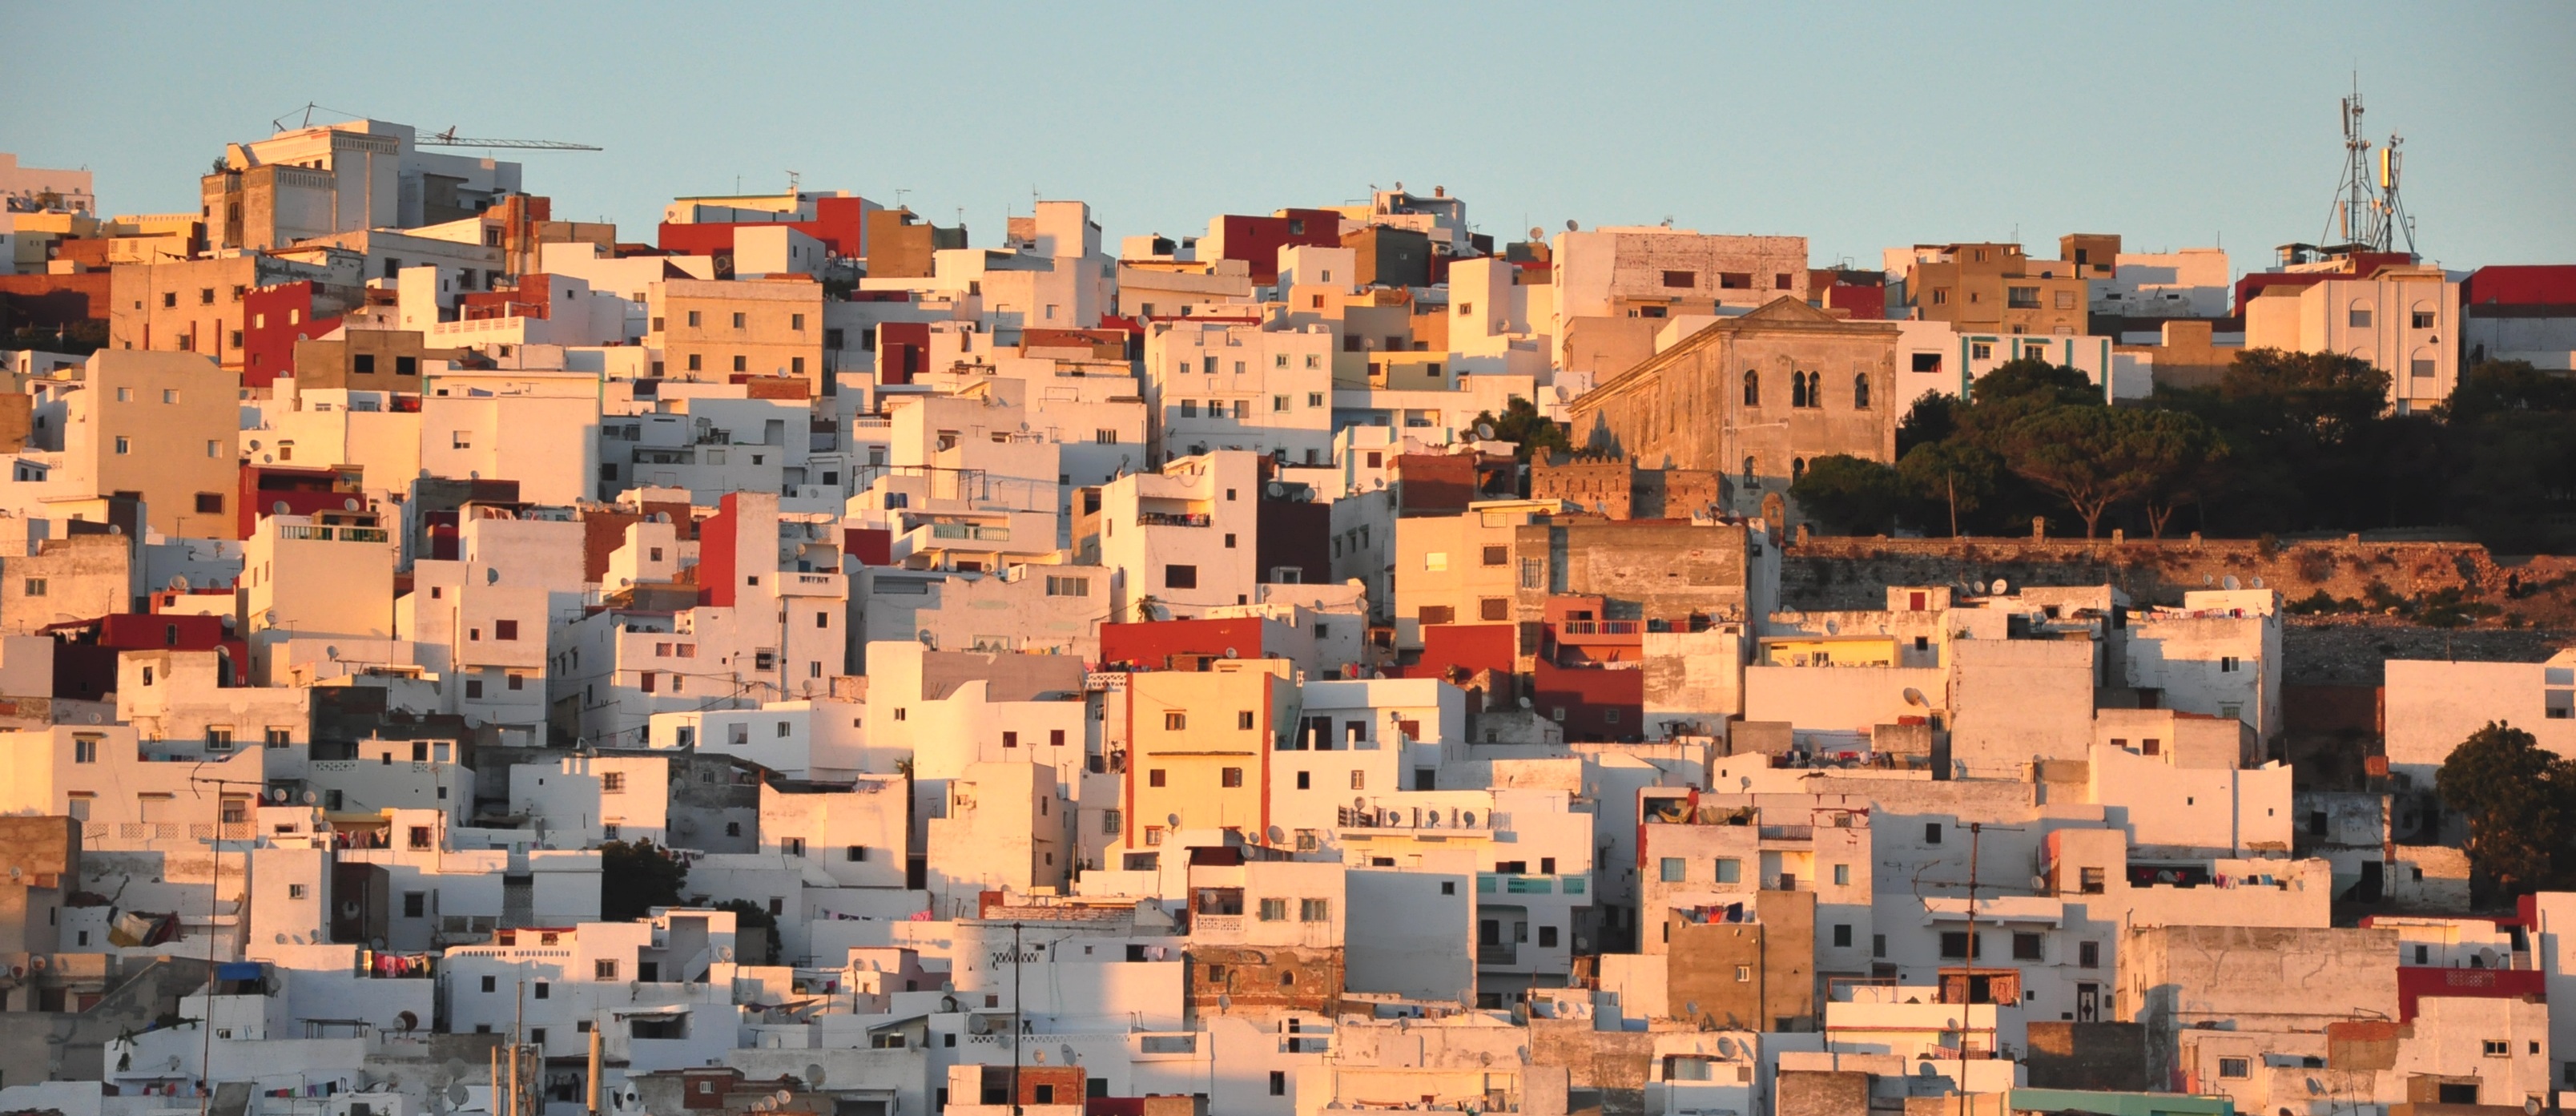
[419,127,602,151]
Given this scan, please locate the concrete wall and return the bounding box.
[1342,865,1472,1004]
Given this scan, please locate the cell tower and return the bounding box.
[2320,81,2417,257]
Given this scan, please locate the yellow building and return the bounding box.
[648,277,826,389]
[1757,635,1899,667]
[1123,659,1297,850]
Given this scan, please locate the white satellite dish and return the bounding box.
[1989,578,2007,594]
[273,502,290,515]
[1223,647,1238,659]
[1266,482,1286,498]
[2223,574,2240,590]
[167,574,189,592]
[1475,422,1496,440]
[1715,1036,1737,1058]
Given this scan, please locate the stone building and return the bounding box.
[1564,298,1899,516]
[1529,453,1727,520]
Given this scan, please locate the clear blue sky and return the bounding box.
[7,2,2572,273]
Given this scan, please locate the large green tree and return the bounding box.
[1996,406,2186,538]
[2435,721,2576,896]
[1788,455,1905,535]
[1897,440,2002,538]
[1473,397,1572,464]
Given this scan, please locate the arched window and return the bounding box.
[1742,456,1757,485]
[1742,370,1760,407]
[1792,457,1808,482]
[1853,373,1871,409]
[1790,370,1808,409]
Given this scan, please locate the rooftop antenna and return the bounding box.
[2319,78,2413,256]
[787,170,802,194]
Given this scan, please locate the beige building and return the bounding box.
[61,351,240,538]
[2244,264,2460,413]
[106,252,353,371]
[647,277,827,388]
[1566,298,1900,514]
[1392,499,1565,647]
[1896,242,2089,336]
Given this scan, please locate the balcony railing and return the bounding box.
[928,523,1011,542]
[1192,914,1242,936]
[777,571,846,597]
[1555,619,1640,636]
[276,524,389,543]
[1477,943,1518,966]
[1136,511,1210,528]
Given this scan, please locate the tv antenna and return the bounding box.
[419,126,601,151]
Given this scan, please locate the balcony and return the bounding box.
[1337,804,1492,832]
[1136,511,1210,528]
[1476,873,1588,897]
[276,524,390,543]
[1192,914,1242,936]
[928,523,1011,542]
[1476,943,1519,966]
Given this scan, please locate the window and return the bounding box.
[1164,711,1186,731]
[1149,769,1168,788]
[1237,710,1256,731]
[1970,340,1992,361]
[1719,272,1753,289]
[1853,373,1870,409]
[1939,931,1979,959]
[494,619,520,641]
[2012,933,2043,961]
[2411,357,2436,379]
[2219,655,2238,672]
[2218,1058,2248,1079]
[595,960,619,980]
[2055,290,2077,310]
[2482,1040,2510,1057]
[1742,369,1759,406]
[1423,550,1447,572]
[115,436,131,454]
[482,976,497,993]
[403,892,427,918]
[195,493,223,514]
[2079,867,2106,894]
[1479,598,1511,622]
[206,727,233,751]
[2349,304,2373,328]
[2006,285,2040,309]
[1660,857,1685,882]
[1269,1072,1286,1097]
[1164,564,1197,589]
[1221,767,1244,788]
[732,355,747,373]
[23,578,45,598]
[1925,823,1944,845]
[73,735,96,763]
[1301,898,1330,921]
[1102,810,1122,835]
[1833,925,1853,948]
[1144,826,1165,846]
[1260,898,1288,921]
[1833,863,1850,886]
[1350,771,1365,790]
[2079,941,2099,969]
[687,353,702,371]
[1660,270,1695,288]
[1714,858,1740,884]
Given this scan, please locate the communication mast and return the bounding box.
[2319,82,2417,257]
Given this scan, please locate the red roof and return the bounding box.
[2465,264,2576,307]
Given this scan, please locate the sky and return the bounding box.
[6,2,2574,276]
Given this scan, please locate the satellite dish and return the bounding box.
[1824,619,1840,635]
[1564,220,1579,232]
[327,646,340,660]
[274,502,291,514]
[1475,422,1495,440]
[1527,227,1544,241]
[270,788,288,802]
[1165,813,1180,828]
[2223,574,2241,590]
[1989,578,2007,594]
[1266,826,1284,842]
[917,630,934,647]
[1715,1036,1737,1058]
[449,1085,471,1106]
[1902,687,1926,707]
[1223,647,1238,659]
[1266,482,1285,498]
[805,1066,826,1089]
[303,791,319,805]
[1353,797,1366,812]
[344,498,360,511]
[2251,576,2265,588]
[220,614,236,629]
[167,574,188,592]
[775,1090,795,1106]
[485,567,500,585]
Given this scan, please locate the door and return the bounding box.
[2076,983,2099,1023]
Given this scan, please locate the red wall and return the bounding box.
[238,465,357,540]
[845,527,892,567]
[1531,661,1644,742]
[657,196,868,261]
[2465,264,2576,307]
[697,494,740,607]
[1100,617,1270,669]
[241,281,341,389]
[878,321,929,385]
[1214,210,1343,284]
[2393,966,2544,1022]
[1399,623,1516,679]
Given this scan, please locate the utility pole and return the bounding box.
[1011,921,1024,1116]
[512,973,525,1116]
[1958,820,1981,1116]
[191,771,264,1116]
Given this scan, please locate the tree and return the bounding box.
[713,899,783,964]
[1788,455,1905,535]
[1896,390,1962,457]
[1472,397,1572,464]
[2130,409,2226,538]
[1997,407,2177,538]
[2435,721,2576,896]
[1897,440,2001,538]
[1970,358,2103,410]
[2441,359,2576,423]
[601,840,688,922]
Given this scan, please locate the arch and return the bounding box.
[1742,456,1757,485]
[1792,457,1808,483]
[2347,298,2374,328]
[1853,373,1872,409]
[1742,369,1760,407]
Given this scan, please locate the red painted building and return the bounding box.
[241,280,342,389]
[1211,209,1344,285]
[657,195,870,261]
[1100,617,1272,671]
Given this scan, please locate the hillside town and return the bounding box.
[0,106,2574,1116]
